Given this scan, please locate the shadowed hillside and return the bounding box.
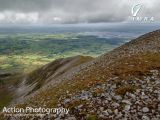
[13,55,93,103]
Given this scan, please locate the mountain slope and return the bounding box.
[11,55,93,103]
[3,30,160,120]
[0,72,22,110]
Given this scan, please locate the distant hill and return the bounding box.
[1,30,160,120]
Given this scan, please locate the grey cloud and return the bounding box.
[0,0,159,24]
[0,0,54,12]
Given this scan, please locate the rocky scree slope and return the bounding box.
[12,30,160,120]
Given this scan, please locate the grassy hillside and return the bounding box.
[20,53,160,107]
[0,73,22,110]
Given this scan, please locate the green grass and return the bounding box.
[0,89,13,110]
[87,115,97,120]
[0,54,53,73]
[0,74,23,112]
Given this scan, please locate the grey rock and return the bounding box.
[104,100,108,104]
[55,118,61,120]
[114,109,118,114]
[106,96,112,101]
[114,95,122,100]
[110,91,115,96]
[64,99,70,104]
[141,95,149,99]
[124,105,130,111]
[100,107,104,111]
[154,90,158,94]
[107,109,113,114]
[111,84,117,89]
[128,93,136,99]
[121,118,128,120]
[141,92,145,96]
[99,114,105,119]
[116,112,123,118]
[122,100,132,105]
[102,110,109,116]
[142,107,149,113]
[142,115,150,120]
[112,102,120,108]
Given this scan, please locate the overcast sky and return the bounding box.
[0,0,159,24]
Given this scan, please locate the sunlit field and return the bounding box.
[0,33,126,73]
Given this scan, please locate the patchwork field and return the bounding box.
[0,33,127,73]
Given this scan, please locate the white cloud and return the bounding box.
[0,11,39,24]
[0,13,5,20]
